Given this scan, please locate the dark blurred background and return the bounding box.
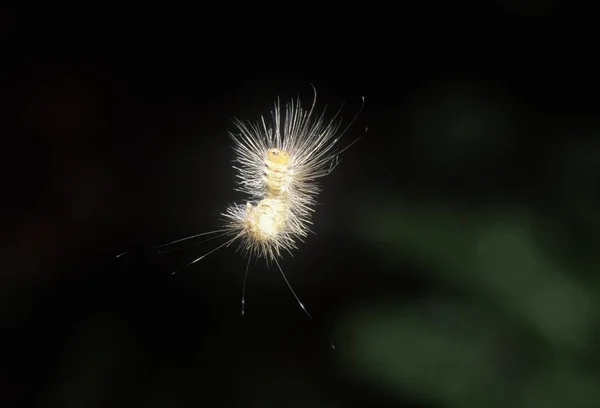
[3,2,600,407]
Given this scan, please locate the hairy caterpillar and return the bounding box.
[122,87,363,336]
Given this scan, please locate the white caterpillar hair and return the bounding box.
[223,89,361,261]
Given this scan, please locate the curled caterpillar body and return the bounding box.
[148,87,363,332]
[223,91,361,262]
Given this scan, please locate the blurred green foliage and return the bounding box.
[338,85,600,407]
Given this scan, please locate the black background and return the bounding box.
[3,2,600,407]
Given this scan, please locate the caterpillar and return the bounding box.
[122,87,363,333]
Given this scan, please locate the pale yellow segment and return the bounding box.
[244,198,288,241]
[264,148,291,198]
[266,148,290,165]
